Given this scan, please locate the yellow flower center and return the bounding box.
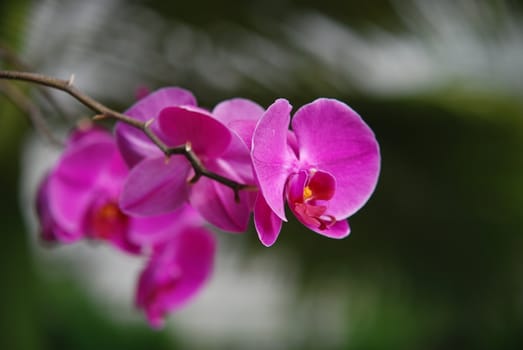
[303,186,313,200]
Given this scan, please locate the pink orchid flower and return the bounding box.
[36,126,208,254]
[116,88,261,232]
[136,226,215,328]
[37,127,141,253]
[37,126,216,327]
[251,98,381,246]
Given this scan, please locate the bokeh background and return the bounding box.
[1,0,523,349]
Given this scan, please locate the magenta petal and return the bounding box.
[47,141,117,237]
[210,130,256,186]
[189,134,256,232]
[115,126,163,168]
[42,128,129,242]
[97,150,129,191]
[252,99,297,220]
[126,87,197,122]
[120,157,191,216]
[292,98,380,218]
[254,194,282,247]
[36,174,72,242]
[136,227,215,328]
[67,125,112,147]
[106,229,141,255]
[158,106,232,159]
[225,119,258,150]
[115,87,197,167]
[129,204,204,247]
[303,218,351,239]
[46,183,89,241]
[213,98,264,125]
[285,170,307,205]
[54,138,116,188]
[212,98,265,148]
[190,177,251,232]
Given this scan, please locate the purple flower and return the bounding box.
[136,226,215,328]
[252,98,381,246]
[36,126,203,254]
[36,126,142,253]
[37,126,216,326]
[116,88,261,232]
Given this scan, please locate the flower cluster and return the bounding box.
[36,87,380,328]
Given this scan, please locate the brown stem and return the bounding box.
[0,70,257,198]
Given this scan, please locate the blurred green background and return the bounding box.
[1,0,523,349]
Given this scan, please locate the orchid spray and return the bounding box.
[0,70,380,327]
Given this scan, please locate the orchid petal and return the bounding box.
[67,126,113,147]
[91,149,129,198]
[254,194,282,247]
[285,170,307,204]
[226,119,258,150]
[302,218,351,239]
[115,127,163,168]
[129,204,204,247]
[252,99,297,220]
[213,98,265,125]
[210,130,256,187]
[36,174,72,242]
[212,98,265,148]
[115,87,197,167]
[292,98,380,218]
[120,157,191,216]
[190,177,251,232]
[158,106,232,159]
[136,227,215,328]
[126,87,197,121]
[187,134,256,232]
[47,140,116,237]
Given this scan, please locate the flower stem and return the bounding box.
[0,70,257,199]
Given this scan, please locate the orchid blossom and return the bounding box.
[27,68,382,329]
[116,88,261,232]
[136,226,215,328]
[251,98,380,246]
[36,126,216,327]
[37,126,141,253]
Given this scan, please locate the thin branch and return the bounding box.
[0,81,64,146]
[0,70,256,198]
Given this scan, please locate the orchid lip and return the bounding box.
[90,201,128,240]
[286,169,338,231]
